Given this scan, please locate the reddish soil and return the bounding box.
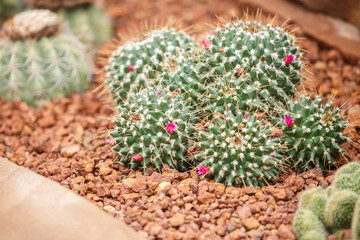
[1,0,360,239]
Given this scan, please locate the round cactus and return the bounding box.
[194,111,282,186]
[58,5,112,51]
[106,28,196,104]
[352,197,360,240]
[199,20,302,102]
[108,87,197,172]
[0,10,90,107]
[299,187,327,223]
[275,95,347,171]
[324,190,359,230]
[334,161,360,179]
[293,209,328,240]
[332,169,360,194]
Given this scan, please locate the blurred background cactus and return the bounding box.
[25,0,113,52]
[293,162,360,240]
[0,9,91,107]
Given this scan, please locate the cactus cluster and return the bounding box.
[0,10,90,107]
[105,16,347,186]
[294,162,360,240]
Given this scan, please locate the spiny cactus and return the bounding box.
[293,209,328,240]
[109,87,197,172]
[294,162,360,239]
[58,5,112,51]
[199,19,302,102]
[0,10,90,107]
[334,161,360,179]
[275,95,347,172]
[325,190,358,230]
[299,187,327,223]
[194,111,282,186]
[106,28,196,104]
[331,169,360,195]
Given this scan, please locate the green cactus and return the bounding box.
[293,209,328,240]
[0,10,90,107]
[199,20,302,102]
[299,187,327,223]
[58,5,112,51]
[275,95,347,172]
[106,28,196,104]
[334,162,360,179]
[332,170,360,195]
[194,111,282,187]
[325,190,358,230]
[352,197,360,240]
[109,87,197,172]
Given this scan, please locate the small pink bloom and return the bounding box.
[283,55,294,66]
[197,164,210,175]
[157,91,162,97]
[105,139,116,146]
[284,114,294,128]
[128,65,135,72]
[244,114,248,119]
[174,88,180,92]
[201,39,211,50]
[166,122,176,133]
[133,154,142,161]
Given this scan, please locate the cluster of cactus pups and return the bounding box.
[294,162,360,240]
[105,16,348,187]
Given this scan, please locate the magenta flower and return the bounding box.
[133,154,143,161]
[166,122,176,133]
[128,65,135,72]
[105,139,116,146]
[284,114,294,128]
[201,39,211,50]
[197,164,210,175]
[157,91,162,97]
[283,55,294,66]
[244,113,248,119]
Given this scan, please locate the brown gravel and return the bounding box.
[1,0,360,239]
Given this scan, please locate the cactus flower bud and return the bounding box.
[128,65,135,72]
[166,122,176,133]
[197,164,210,175]
[283,55,294,66]
[133,154,142,161]
[201,39,211,50]
[284,114,294,128]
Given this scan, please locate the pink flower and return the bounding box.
[197,164,210,175]
[283,55,294,66]
[284,114,294,128]
[166,122,176,133]
[157,91,162,97]
[105,139,116,146]
[133,154,142,161]
[244,114,248,119]
[128,65,135,72]
[201,39,211,50]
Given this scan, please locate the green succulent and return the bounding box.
[109,87,197,172]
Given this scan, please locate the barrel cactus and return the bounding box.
[275,95,348,172]
[194,111,282,186]
[199,20,302,102]
[294,162,360,239]
[108,87,197,172]
[106,28,196,104]
[0,10,90,107]
[293,209,328,240]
